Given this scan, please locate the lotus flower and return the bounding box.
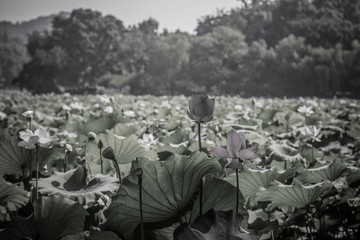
[18,128,58,149]
[211,130,259,172]
[300,125,321,142]
[187,95,215,123]
[297,105,314,117]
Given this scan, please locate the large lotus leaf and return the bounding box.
[347,122,360,139]
[0,196,88,240]
[238,130,267,146]
[32,167,118,208]
[224,167,279,208]
[268,144,304,164]
[247,209,284,234]
[87,132,157,166]
[0,178,29,221]
[298,143,324,163]
[34,111,65,128]
[101,152,221,240]
[174,209,258,240]
[296,159,348,184]
[65,116,116,134]
[0,129,62,176]
[189,176,247,223]
[154,223,179,240]
[257,109,277,122]
[256,180,332,212]
[287,111,305,127]
[88,229,123,240]
[110,123,144,137]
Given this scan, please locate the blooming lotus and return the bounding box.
[211,130,259,172]
[297,105,314,117]
[18,128,58,149]
[300,125,321,143]
[187,95,215,123]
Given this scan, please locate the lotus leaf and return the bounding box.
[174,209,258,240]
[101,152,221,240]
[0,195,88,240]
[32,167,118,208]
[0,178,29,221]
[256,180,332,212]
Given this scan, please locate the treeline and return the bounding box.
[3,0,360,97]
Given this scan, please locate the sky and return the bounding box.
[0,0,241,33]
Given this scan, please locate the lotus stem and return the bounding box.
[112,160,121,183]
[284,160,287,170]
[138,175,145,240]
[197,122,202,151]
[271,230,274,240]
[197,122,203,216]
[63,153,67,172]
[99,148,103,174]
[236,169,239,214]
[35,144,39,200]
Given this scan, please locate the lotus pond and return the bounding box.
[0,92,359,240]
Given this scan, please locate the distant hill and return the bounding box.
[0,12,69,42]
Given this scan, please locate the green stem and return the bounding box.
[236,169,239,214]
[112,160,121,183]
[198,122,203,216]
[197,122,202,151]
[63,153,67,172]
[35,144,39,200]
[139,176,145,240]
[99,148,103,174]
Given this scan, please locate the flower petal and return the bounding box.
[244,161,259,170]
[238,149,258,161]
[226,130,243,156]
[210,147,231,159]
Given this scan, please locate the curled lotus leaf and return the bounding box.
[0,129,61,176]
[31,166,119,208]
[0,178,29,221]
[224,167,279,208]
[101,152,221,240]
[256,180,332,212]
[174,209,258,240]
[188,176,247,223]
[0,195,88,240]
[268,144,304,163]
[296,159,348,184]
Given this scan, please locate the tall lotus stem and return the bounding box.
[198,122,203,216]
[64,144,72,172]
[98,140,104,174]
[35,144,39,200]
[134,168,145,240]
[236,168,239,214]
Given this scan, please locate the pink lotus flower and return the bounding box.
[211,130,259,173]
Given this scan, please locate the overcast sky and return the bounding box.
[0,0,240,33]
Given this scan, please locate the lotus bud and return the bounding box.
[98,139,103,149]
[22,110,33,120]
[187,95,215,124]
[65,144,73,154]
[102,147,115,160]
[88,132,96,141]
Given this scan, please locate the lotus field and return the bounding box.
[0,92,359,240]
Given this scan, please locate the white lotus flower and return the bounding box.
[18,128,58,149]
[297,105,314,117]
[104,106,114,114]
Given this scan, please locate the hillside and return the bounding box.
[0,12,69,42]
